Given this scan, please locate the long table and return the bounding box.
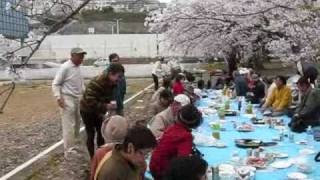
[197,93,320,180]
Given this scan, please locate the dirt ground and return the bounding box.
[0,78,152,177]
[25,89,154,180]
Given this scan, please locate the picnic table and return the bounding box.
[196,90,320,180]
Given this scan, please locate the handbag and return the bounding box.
[191,143,204,157]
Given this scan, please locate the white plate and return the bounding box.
[271,161,292,169]
[299,149,316,156]
[287,172,307,180]
[276,153,289,159]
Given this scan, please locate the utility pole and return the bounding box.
[111,24,115,34]
[114,18,122,34]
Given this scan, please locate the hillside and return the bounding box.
[58,8,149,34]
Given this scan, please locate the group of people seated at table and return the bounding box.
[89,63,319,180]
[213,66,320,134]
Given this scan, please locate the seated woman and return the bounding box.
[96,126,157,180]
[172,74,185,96]
[197,80,205,90]
[90,115,129,180]
[164,155,208,180]
[246,74,265,104]
[150,104,203,180]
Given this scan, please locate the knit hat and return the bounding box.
[178,104,203,128]
[101,115,128,144]
[174,94,190,106]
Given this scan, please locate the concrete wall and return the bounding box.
[32,34,165,60]
[0,63,200,80]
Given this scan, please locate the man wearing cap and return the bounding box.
[149,94,190,139]
[52,47,86,157]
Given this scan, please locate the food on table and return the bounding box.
[246,157,268,169]
[235,139,261,148]
[251,117,265,124]
[237,123,254,132]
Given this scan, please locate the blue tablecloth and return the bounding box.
[197,97,320,180]
[146,94,320,180]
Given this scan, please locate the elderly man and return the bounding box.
[149,94,190,139]
[149,89,174,118]
[289,77,320,132]
[52,47,86,157]
[262,76,292,116]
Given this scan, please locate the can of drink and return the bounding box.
[247,149,253,157]
[253,150,260,158]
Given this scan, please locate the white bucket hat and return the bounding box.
[174,94,190,106]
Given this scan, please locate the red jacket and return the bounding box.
[149,122,193,179]
[172,81,185,95]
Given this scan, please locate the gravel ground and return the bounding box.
[26,89,154,180]
[0,78,152,178]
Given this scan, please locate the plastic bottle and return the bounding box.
[246,102,253,114]
[238,98,242,111]
[307,126,313,145]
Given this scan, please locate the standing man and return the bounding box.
[52,47,86,158]
[152,57,165,90]
[108,53,126,115]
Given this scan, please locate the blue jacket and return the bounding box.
[113,75,126,112]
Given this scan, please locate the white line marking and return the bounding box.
[0,83,154,180]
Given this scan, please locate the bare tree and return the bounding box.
[0,0,92,113]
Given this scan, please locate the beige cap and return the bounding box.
[101,115,128,144]
[70,47,87,55]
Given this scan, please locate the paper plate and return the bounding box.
[287,172,307,180]
[299,149,316,156]
[271,161,292,169]
[274,152,289,159]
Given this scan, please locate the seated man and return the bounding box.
[151,77,172,102]
[149,94,190,139]
[149,90,174,118]
[233,71,249,96]
[96,126,157,180]
[262,76,292,116]
[289,77,320,133]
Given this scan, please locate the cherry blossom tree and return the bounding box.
[146,0,320,72]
